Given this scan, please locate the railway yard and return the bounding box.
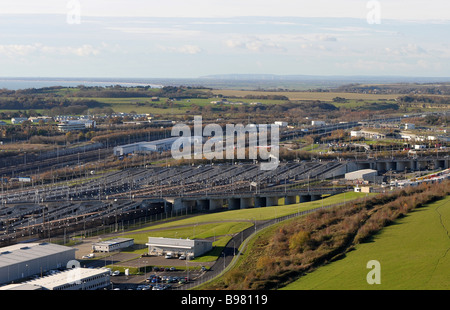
[0,161,345,243]
[0,85,448,290]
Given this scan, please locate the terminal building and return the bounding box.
[113,136,204,156]
[146,237,213,258]
[0,268,111,290]
[0,242,76,285]
[92,238,134,253]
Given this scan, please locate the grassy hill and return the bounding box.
[201,181,449,290]
[282,195,450,290]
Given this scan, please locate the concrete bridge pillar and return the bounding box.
[163,201,173,213]
[411,160,418,171]
[173,199,196,213]
[254,196,266,208]
[284,195,297,205]
[173,198,182,212]
[266,196,279,207]
[227,198,240,210]
[209,199,224,211]
[240,197,254,209]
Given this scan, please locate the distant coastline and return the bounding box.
[0,78,164,90]
[2,75,450,91]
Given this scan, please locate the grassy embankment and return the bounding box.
[201,181,449,290]
[282,194,450,290]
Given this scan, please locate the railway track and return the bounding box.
[0,147,110,177]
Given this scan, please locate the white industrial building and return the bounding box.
[113,137,179,156]
[345,169,378,181]
[0,242,76,285]
[57,119,96,132]
[311,120,326,126]
[11,117,28,124]
[0,268,111,290]
[350,130,386,140]
[113,136,204,156]
[28,116,52,123]
[274,121,288,127]
[146,237,213,258]
[92,238,134,253]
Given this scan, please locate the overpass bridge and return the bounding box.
[315,156,450,180]
[162,187,345,212]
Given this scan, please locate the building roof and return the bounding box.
[92,238,134,246]
[115,136,205,149]
[146,237,213,248]
[0,283,43,290]
[345,169,378,180]
[0,243,75,268]
[23,268,109,290]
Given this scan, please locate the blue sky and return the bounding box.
[0,0,449,78]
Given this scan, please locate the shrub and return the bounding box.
[223,269,246,288]
[289,231,310,254]
[256,256,276,270]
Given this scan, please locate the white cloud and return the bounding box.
[157,44,202,54]
[0,44,39,57]
[0,43,101,57]
[225,36,287,53]
[44,44,101,56]
[107,27,202,37]
[316,34,338,42]
[384,44,428,56]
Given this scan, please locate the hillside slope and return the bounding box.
[282,195,450,290]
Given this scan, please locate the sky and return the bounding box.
[0,0,449,78]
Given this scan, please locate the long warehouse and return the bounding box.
[146,237,213,258]
[0,242,76,285]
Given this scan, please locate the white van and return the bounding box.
[165,252,173,259]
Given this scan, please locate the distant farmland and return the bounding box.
[211,90,400,101]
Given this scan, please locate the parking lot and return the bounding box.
[72,237,212,290]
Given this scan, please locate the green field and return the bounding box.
[281,195,450,290]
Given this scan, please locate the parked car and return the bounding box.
[111,270,120,276]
